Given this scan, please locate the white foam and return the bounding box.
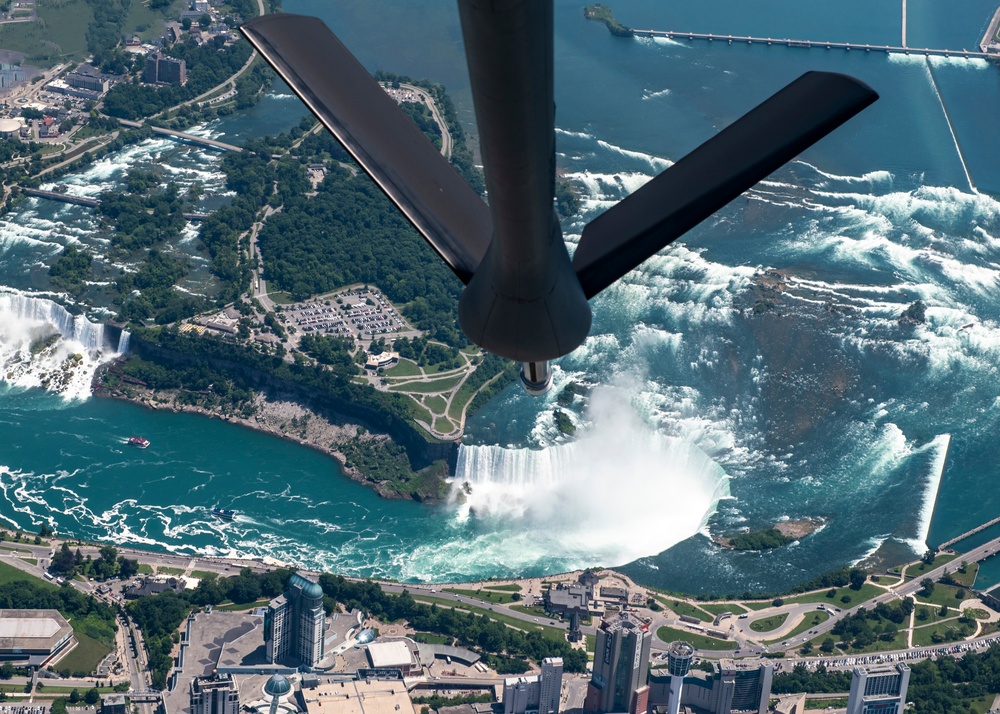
[447,386,730,570]
[0,290,128,400]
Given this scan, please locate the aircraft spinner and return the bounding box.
[241,1,877,396]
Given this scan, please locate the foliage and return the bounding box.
[48,245,93,291]
[772,663,852,694]
[318,575,588,672]
[49,543,139,581]
[257,164,468,346]
[373,71,484,195]
[828,599,913,649]
[726,527,794,551]
[103,38,254,120]
[128,590,190,689]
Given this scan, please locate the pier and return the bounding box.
[117,118,243,152]
[939,515,1000,550]
[23,187,209,221]
[632,29,996,60]
[982,4,1000,53]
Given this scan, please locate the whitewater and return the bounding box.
[1,0,1000,594]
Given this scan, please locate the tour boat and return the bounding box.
[127,436,150,448]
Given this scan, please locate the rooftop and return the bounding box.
[366,640,414,669]
[304,679,415,714]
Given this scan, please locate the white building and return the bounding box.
[504,657,563,714]
[190,672,240,714]
[847,664,910,714]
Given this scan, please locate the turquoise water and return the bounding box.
[2,0,1000,593]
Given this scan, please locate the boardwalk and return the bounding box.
[117,118,243,152]
[633,29,996,60]
[939,515,1000,550]
[23,188,209,221]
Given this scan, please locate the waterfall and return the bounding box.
[450,387,731,567]
[913,433,950,552]
[117,330,131,354]
[0,291,127,399]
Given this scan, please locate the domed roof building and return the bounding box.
[244,673,300,714]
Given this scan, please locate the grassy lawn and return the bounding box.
[18,557,37,566]
[433,416,454,433]
[766,611,830,643]
[699,602,748,616]
[191,570,217,580]
[412,595,564,641]
[586,634,596,653]
[137,563,153,574]
[963,695,996,714]
[123,0,185,40]
[268,291,295,305]
[948,563,979,588]
[812,630,908,655]
[749,613,788,632]
[784,583,884,607]
[423,395,447,413]
[741,600,778,611]
[510,604,548,618]
[57,630,113,675]
[656,626,736,651]
[0,0,93,65]
[911,619,977,647]
[906,553,960,576]
[656,597,712,622]
[216,599,270,611]
[914,605,959,626]
[156,566,185,575]
[39,685,117,694]
[447,379,483,421]
[408,400,433,426]
[965,608,991,620]
[390,375,464,394]
[444,588,519,604]
[914,582,975,609]
[0,560,56,588]
[483,583,521,592]
[385,358,423,378]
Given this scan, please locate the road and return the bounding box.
[390,83,453,159]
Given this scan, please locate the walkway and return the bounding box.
[633,29,994,59]
[939,514,1000,550]
[23,187,209,220]
[116,119,243,152]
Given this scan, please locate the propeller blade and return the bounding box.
[241,14,492,283]
[572,71,878,298]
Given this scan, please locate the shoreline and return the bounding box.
[94,375,440,502]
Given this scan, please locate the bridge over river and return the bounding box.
[23,187,209,221]
[632,29,995,60]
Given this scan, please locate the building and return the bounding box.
[0,609,74,667]
[99,693,128,714]
[244,673,300,714]
[846,664,910,714]
[66,68,110,94]
[585,615,651,714]
[544,573,597,642]
[265,572,326,667]
[503,657,563,714]
[144,52,187,85]
[664,642,693,714]
[365,639,420,677]
[365,351,398,370]
[191,672,240,714]
[650,659,772,714]
[305,679,415,714]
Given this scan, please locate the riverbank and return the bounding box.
[94,364,451,503]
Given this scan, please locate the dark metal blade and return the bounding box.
[241,14,492,283]
[573,71,879,298]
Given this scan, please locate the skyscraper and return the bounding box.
[847,664,910,714]
[190,672,240,714]
[585,615,651,714]
[539,657,564,714]
[504,657,564,714]
[265,572,326,667]
[664,641,694,714]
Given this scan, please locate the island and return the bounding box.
[584,4,635,38]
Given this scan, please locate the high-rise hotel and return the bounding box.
[265,572,326,667]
